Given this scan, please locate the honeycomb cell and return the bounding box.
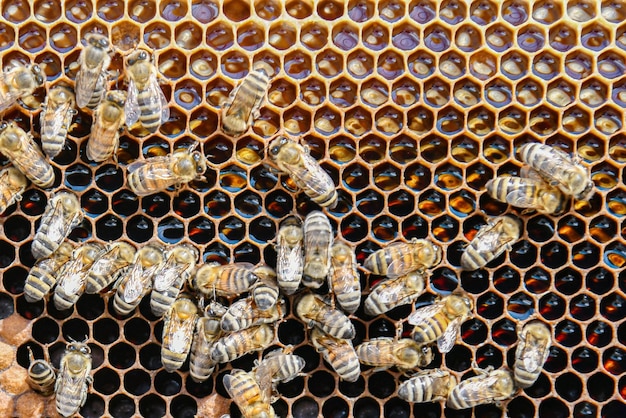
[455,23,482,53]
[329,77,357,107]
[66,0,93,22]
[565,50,594,80]
[94,368,121,396]
[317,0,342,20]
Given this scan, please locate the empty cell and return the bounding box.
[62,318,90,342]
[110,342,137,369]
[588,372,615,401]
[476,291,504,319]
[80,394,105,418]
[93,367,121,395]
[32,316,59,343]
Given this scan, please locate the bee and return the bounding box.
[252,265,280,311]
[363,270,426,316]
[513,320,551,389]
[0,121,54,188]
[446,366,515,410]
[302,211,333,288]
[485,176,568,215]
[55,340,93,418]
[356,337,433,372]
[461,216,522,271]
[221,61,274,138]
[24,242,74,302]
[518,142,594,201]
[75,33,111,110]
[328,241,361,314]
[275,216,304,295]
[364,239,442,278]
[126,145,207,196]
[0,167,28,214]
[221,296,285,332]
[0,63,45,113]
[268,136,338,208]
[112,244,165,316]
[190,301,226,383]
[26,347,56,396]
[150,244,199,317]
[310,327,360,382]
[408,293,473,353]
[397,369,457,403]
[192,262,259,298]
[223,369,276,418]
[40,85,76,158]
[53,242,105,310]
[161,295,199,372]
[124,49,169,133]
[295,293,355,340]
[85,241,136,294]
[31,191,84,260]
[254,347,305,389]
[211,324,274,363]
[86,90,126,162]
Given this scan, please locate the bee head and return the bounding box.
[192,150,208,175]
[268,136,288,159]
[86,33,109,49]
[127,50,149,66]
[30,65,45,86]
[0,124,21,150]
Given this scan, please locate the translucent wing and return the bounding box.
[278,244,303,282]
[408,301,445,325]
[164,313,196,354]
[223,80,261,125]
[370,278,405,305]
[283,152,335,197]
[437,317,462,353]
[153,254,186,292]
[505,184,542,208]
[471,225,505,255]
[41,198,69,243]
[330,264,360,294]
[58,260,87,295]
[144,74,169,124]
[519,166,545,182]
[124,79,140,127]
[122,263,149,303]
[0,73,23,112]
[41,101,72,140]
[457,373,507,404]
[226,298,255,321]
[75,66,104,109]
[127,155,176,182]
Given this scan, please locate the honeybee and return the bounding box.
[328,241,362,314]
[356,337,433,373]
[310,327,360,382]
[161,295,199,372]
[55,340,93,418]
[363,239,443,278]
[295,293,355,340]
[31,191,84,260]
[0,167,28,214]
[150,244,199,317]
[86,90,126,162]
[26,347,56,396]
[408,293,473,353]
[252,265,280,311]
[0,121,54,188]
[363,270,426,316]
[192,262,259,298]
[254,347,305,389]
[24,242,74,302]
[53,242,105,311]
[268,137,338,209]
[40,85,76,158]
[75,33,111,109]
[85,241,136,294]
[126,145,207,196]
[221,296,285,332]
[211,324,274,363]
[190,301,226,383]
[446,366,515,410]
[112,244,165,316]
[461,216,522,271]
[302,211,333,288]
[275,216,304,295]
[223,369,276,418]
[518,142,594,201]
[397,369,457,403]
[0,63,45,113]
[514,320,551,389]
[221,61,274,138]
[485,176,568,215]
[124,49,169,133]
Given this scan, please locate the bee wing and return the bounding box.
[282,152,335,197]
[124,79,140,127]
[75,66,104,108]
[407,301,445,325]
[127,155,177,181]
[41,198,74,243]
[226,299,255,321]
[121,263,149,303]
[458,372,507,403]
[377,241,413,279]
[278,244,303,282]
[471,225,506,255]
[330,265,360,294]
[153,254,185,292]
[519,166,545,182]
[0,73,23,112]
[41,101,71,140]
[147,73,169,124]
[58,259,88,295]
[505,187,541,209]
[58,368,87,398]
[370,278,407,305]
[223,82,258,124]
[437,317,462,353]
[164,312,196,354]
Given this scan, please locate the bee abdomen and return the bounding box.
[411,319,445,344]
[326,345,360,382]
[138,94,161,133]
[53,288,79,311]
[31,235,61,260]
[24,269,55,302]
[513,364,539,389]
[161,349,187,373]
[460,245,491,270]
[56,389,84,417]
[112,291,138,316]
[27,360,56,396]
[398,377,432,403]
[150,289,179,317]
[85,76,106,110]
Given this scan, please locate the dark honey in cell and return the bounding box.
[539,293,566,320]
[524,267,551,294]
[205,191,231,217]
[404,163,431,190]
[343,164,369,190]
[356,190,384,216]
[491,319,517,346]
[418,190,445,216]
[218,216,245,243]
[188,217,215,244]
[555,267,582,295]
[600,293,626,321]
[476,292,504,319]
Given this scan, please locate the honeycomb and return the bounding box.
[0,0,624,417]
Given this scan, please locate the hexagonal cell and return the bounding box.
[595,106,623,135]
[300,22,328,51]
[517,24,546,53]
[358,135,386,163]
[96,0,124,21]
[609,134,626,162]
[467,107,495,137]
[300,77,326,106]
[346,49,374,79]
[423,24,451,52]
[235,21,264,51]
[407,106,434,135]
[191,0,218,23]
[598,50,626,79]
[501,1,529,25]
[500,51,528,81]
[562,106,591,135]
[482,136,511,164]
[581,24,610,51]
[267,78,296,108]
[268,22,297,51]
[205,78,233,107]
[549,22,577,52]
[565,50,594,80]
[144,21,171,49]
[591,161,619,192]
[206,21,233,51]
[568,0,597,22]
[579,78,608,108]
[332,22,359,51]
[439,0,466,24]
[485,24,512,53]
[222,0,250,21]
[439,51,466,79]
[316,48,343,78]
[253,107,280,137]
[66,0,93,22]
[484,79,512,108]
[516,78,544,107]
[451,136,478,164]
[392,23,419,51]
[529,106,559,136]
[408,50,435,79]
[602,0,626,22]
[33,0,61,23]
[328,136,356,164]
[160,0,188,21]
[280,105,309,135]
[532,51,561,81]
[49,22,78,53]
[347,0,373,22]
[314,105,341,135]
[0,21,15,51]
[424,77,450,108]
[188,50,217,80]
[285,0,313,18]
[344,106,372,137]
[376,50,404,80]
[158,49,187,80]
[470,1,497,25]
[617,23,626,50]
[374,106,402,135]
[253,0,281,20]
[284,49,312,80]
[436,106,464,136]
[361,77,388,108]
[18,22,46,53]
[498,106,527,135]
[419,134,447,163]
[469,50,497,81]
[220,50,249,79]
[547,78,576,108]
[362,22,389,51]
[329,77,357,108]
[173,79,202,110]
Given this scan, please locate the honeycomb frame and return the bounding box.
[0,0,624,417]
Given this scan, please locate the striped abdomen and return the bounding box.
[9,142,54,189]
[27,359,56,396]
[222,70,269,137]
[86,104,123,162]
[53,284,82,311]
[398,370,453,403]
[126,160,173,196]
[210,324,273,363]
[411,313,449,344]
[24,257,69,302]
[312,330,360,382]
[189,318,220,383]
[364,246,410,275]
[84,73,106,110]
[137,88,162,133]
